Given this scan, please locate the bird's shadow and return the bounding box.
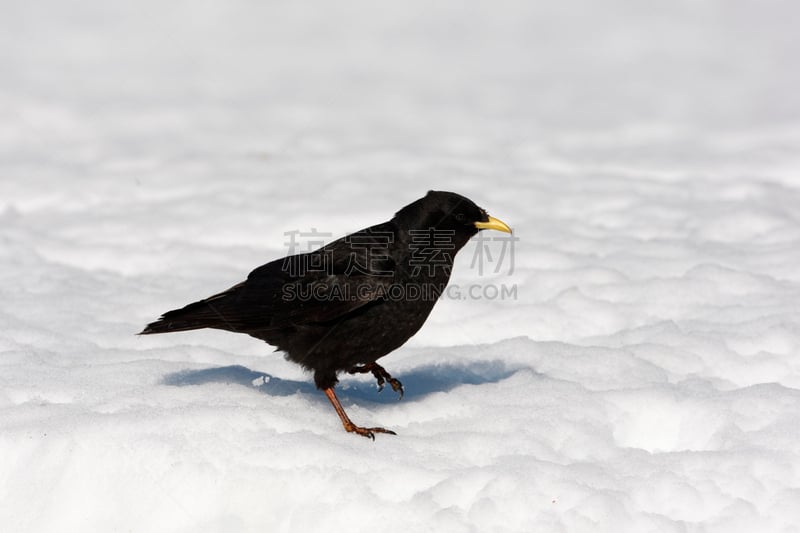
[162,360,518,404]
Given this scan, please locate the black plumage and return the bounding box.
[141,190,511,438]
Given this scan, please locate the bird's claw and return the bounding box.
[345,423,397,440]
[348,362,404,400]
[373,370,403,399]
[386,377,404,399]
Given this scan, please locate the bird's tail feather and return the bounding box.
[139,284,242,335]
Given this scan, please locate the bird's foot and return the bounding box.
[323,386,397,440]
[380,375,404,399]
[343,422,397,440]
[348,362,404,399]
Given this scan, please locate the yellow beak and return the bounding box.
[474,215,512,234]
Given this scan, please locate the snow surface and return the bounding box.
[2,1,800,531]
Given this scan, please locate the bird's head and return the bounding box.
[394,190,512,250]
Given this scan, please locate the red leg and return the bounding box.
[323,387,396,439]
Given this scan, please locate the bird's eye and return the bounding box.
[454,213,466,223]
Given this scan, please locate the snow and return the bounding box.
[2,0,800,531]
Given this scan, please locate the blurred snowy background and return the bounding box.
[2,0,800,531]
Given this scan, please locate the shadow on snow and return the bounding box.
[162,360,519,404]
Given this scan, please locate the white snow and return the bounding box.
[2,0,800,531]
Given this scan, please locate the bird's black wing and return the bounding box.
[239,223,398,329]
[141,223,398,334]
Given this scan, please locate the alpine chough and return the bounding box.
[141,190,512,438]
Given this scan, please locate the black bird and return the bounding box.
[141,190,512,438]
